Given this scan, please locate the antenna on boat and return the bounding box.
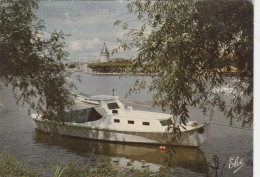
[112,87,117,96]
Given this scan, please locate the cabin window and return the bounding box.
[107,103,119,110]
[112,110,118,114]
[128,120,134,124]
[114,119,120,123]
[160,119,173,126]
[143,122,150,126]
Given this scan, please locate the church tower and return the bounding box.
[100,43,109,63]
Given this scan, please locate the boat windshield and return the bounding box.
[160,119,173,126]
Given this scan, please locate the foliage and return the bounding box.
[208,155,225,177]
[68,63,76,69]
[0,151,169,177]
[115,0,253,127]
[0,0,76,121]
[123,168,167,177]
[88,60,132,73]
[51,161,116,177]
[0,152,41,177]
[67,62,79,69]
[0,151,116,177]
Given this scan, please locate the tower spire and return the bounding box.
[100,42,109,62]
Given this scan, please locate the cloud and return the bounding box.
[86,38,102,50]
[69,38,102,52]
[69,40,84,52]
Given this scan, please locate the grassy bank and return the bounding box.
[0,151,167,177]
[0,152,40,176]
[0,152,116,177]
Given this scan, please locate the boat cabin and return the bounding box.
[66,93,126,123]
[66,93,177,132]
[77,93,125,115]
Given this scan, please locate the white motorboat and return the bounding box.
[31,93,210,147]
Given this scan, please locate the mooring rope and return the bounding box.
[211,122,253,131]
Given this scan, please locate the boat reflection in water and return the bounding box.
[33,130,208,174]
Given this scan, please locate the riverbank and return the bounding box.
[0,151,118,177]
[0,151,115,177]
[0,151,40,176]
[0,151,169,177]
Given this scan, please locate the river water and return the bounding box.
[0,73,253,177]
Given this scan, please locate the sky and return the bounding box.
[36,1,139,62]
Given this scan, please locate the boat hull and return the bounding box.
[33,119,210,147]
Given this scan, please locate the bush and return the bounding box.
[68,63,76,69]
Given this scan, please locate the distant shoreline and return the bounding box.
[68,69,155,76]
[67,69,247,77]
